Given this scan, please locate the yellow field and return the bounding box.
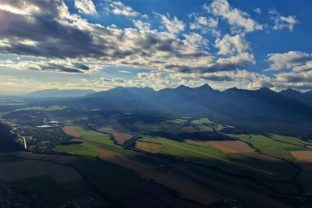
[205,141,255,153]
[291,151,312,162]
[135,141,161,153]
[63,126,80,138]
[99,127,132,145]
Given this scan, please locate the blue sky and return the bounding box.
[0,0,311,94]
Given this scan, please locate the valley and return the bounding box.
[1,87,312,207]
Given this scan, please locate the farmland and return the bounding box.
[291,151,312,162]
[2,104,312,207]
[187,140,255,153]
[58,126,219,206]
[55,123,312,206]
[98,127,133,145]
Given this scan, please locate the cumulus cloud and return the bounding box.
[133,20,151,31]
[264,51,312,91]
[109,1,139,17]
[159,14,185,34]
[270,10,298,32]
[205,0,262,33]
[215,34,249,55]
[0,0,104,58]
[167,52,255,74]
[267,51,312,71]
[190,16,218,30]
[0,0,212,73]
[0,0,307,92]
[74,0,97,15]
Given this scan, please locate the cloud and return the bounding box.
[0,58,91,73]
[74,0,97,15]
[265,51,312,91]
[205,0,262,33]
[167,52,255,74]
[0,1,104,58]
[109,1,139,17]
[215,34,249,55]
[267,51,312,71]
[189,16,218,30]
[159,14,185,34]
[253,8,261,15]
[1,0,305,93]
[270,10,298,32]
[0,0,223,74]
[133,20,151,31]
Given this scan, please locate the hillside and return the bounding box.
[27,89,96,98]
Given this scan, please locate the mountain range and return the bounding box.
[28,85,312,138]
[27,89,96,98]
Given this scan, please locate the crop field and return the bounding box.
[5,116,312,207]
[137,136,274,175]
[138,136,227,161]
[63,125,80,138]
[55,127,219,206]
[54,142,99,157]
[187,140,255,153]
[135,140,161,153]
[99,127,133,145]
[291,151,312,162]
[238,134,307,160]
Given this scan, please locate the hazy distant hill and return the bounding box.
[27,89,96,98]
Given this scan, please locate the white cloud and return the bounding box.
[133,20,151,31]
[205,0,262,33]
[266,51,312,91]
[0,57,96,73]
[215,34,249,55]
[2,0,308,92]
[270,10,298,32]
[159,14,185,34]
[190,16,218,30]
[0,2,40,15]
[267,51,312,71]
[189,14,220,37]
[74,0,97,15]
[109,1,139,17]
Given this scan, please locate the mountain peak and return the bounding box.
[197,84,213,90]
[176,84,190,89]
[223,87,240,93]
[257,87,274,93]
[280,88,302,96]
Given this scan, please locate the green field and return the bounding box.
[239,134,307,160]
[140,136,227,160]
[54,142,98,157]
[55,126,132,157]
[28,124,312,207]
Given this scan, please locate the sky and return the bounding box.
[0,0,312,94]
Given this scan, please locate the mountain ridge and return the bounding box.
[27,89,96,98]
